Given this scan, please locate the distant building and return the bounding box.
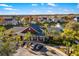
[0,16,18,25]
[0,17,5,25]
[55,23,63,32]
[5,18,18,25]
[74,16,79,22]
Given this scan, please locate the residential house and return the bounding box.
[6,24,46,42]
[21,24,46,42]
[0,16,18,25]
[0,17,5,25]
[74,16,79,22]
[55,23,63,32]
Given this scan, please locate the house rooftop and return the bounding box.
[30,24,44,36]
[5,24,44,36]
[5,27,26,34]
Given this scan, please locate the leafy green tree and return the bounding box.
[15,16,20,21]
[24,32,31,48]
[24,32,31,41]
[0,40,16,56]
[60,21,79,55]
[71,44,79,56]
[64,14,74,22]
[0,26,6,32]
[65,21,79,31]
[0,33,16,56]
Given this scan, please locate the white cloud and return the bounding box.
[0,4,12,7]
[48,3,56,6]
[4,7,17,10]
[56,8,73,14]
[63,9,74,14]
[32,4,38,6]
[47,10,52,13]
[32,10,36,12]
[59,8,73,13]
[64,9,74,13]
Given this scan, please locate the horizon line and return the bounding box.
[0,14,79,16]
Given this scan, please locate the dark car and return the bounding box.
[32,44,44,51]
[35,44,44,51]
[40,47,48,52]
[32,44,38,50]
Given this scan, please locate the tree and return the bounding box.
[24,32,31,41]
[0,32,16,56]
[75,31,79,40]
[0,17,4,23]
[15,16,20,21]
[64,14,74,22]
[0,26,6,32]
[71,44,79,56]
[65,21,79,31]
[15,35,21,42]
[60,21,79,55]
[0,40,16,56]
[24,32,31,48]
[15,35,24,48]
[63,21,79,41]
[61,29,76,40]
[63,40,71,55]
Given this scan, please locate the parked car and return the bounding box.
[31,43,48,52]
[35,44,44,51]
[32,43,44,51]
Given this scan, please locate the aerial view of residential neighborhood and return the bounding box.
[0,3,79,56]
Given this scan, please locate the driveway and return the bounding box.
[13,44,67,56]
[13,47,57,56]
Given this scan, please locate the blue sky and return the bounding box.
[0,3,79,15]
